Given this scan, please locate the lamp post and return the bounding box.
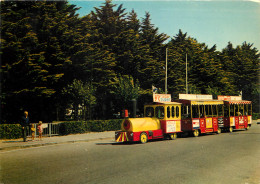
[165,48,168,94]
[186,53,188,94]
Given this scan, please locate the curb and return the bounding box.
[0,137,114,152]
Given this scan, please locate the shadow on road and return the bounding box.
[96,142,135,146]
[3,140,25,143]
[2,139,36,143]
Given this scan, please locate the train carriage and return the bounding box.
[218,96,252,132]
[115,102,182,143]
[115,94,252,144]
[178,94,224,137]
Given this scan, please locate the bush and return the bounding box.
[59,119,122,135]
[87,119,122,132]
[104,119,122,131]
[0,124,22,139]
[87,120,104,132]
[0,119,123,138]
[59,121,86,135]
[252,113,260,120]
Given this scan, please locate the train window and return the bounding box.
[237,104,244,116]
[176,106,180,118]
[244,104,248,115]
[192,105,199,118]
[249,104,252,115]
[224,105,230,117]
[199,105,205,118]
[167,106,171,118]
[218,105,224,116]
[234,104,238,116]
[145,107,154,117]
[182,105,191,119]
[245,104,252,116]
[212,105,217,117]
[230,104,235,116]
[155,106,165,119]
[172,106,175,118]
[205,105,212,117]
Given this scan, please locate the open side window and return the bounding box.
[145,107,154,117]
[155,106,165,119]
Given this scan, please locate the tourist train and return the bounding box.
[115,94,252,143]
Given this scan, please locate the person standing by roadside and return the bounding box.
[37,121,43,141]
[31,123,35,141]
[20,111,29,142]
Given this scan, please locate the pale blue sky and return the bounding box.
[69,0,260,51]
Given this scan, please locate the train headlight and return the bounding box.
[130,133,133,137]
[123,120,131,130]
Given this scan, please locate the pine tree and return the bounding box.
[1,1,81,122]
[139,12,169,91]
[167,30,235,97]
[221,42,259,111]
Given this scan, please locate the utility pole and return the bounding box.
[186,53,188,114]
[165,48,168,94]
[186,53,188,94]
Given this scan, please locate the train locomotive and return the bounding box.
[115,102,181,143]
[115,94,252,144]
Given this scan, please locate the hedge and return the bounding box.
[59,119,122,135]
[252,113,260,120]
[0,119,123,139]
[0,124,23,139]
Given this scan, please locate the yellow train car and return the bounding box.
[115,102,182,143]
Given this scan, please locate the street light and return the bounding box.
[165,48,168,94]
[186,53,188,94]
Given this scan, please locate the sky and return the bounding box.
[69,0,260,51]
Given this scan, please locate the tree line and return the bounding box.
[1,0,259,123]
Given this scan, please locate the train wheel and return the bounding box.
[229,127,233,133]
[140,132,148,144]
[169,133,177,140]
[217,128,221,134]
[193,130,199,137]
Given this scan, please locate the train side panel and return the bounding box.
[160,120,182,134]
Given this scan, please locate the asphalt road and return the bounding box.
[1,125,260,184]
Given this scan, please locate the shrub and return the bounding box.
[59,121,86,135]
[87,119,122,132]
[252,113,260,120]
[1,119,123,138]
[0,124,22,139]
[59,119,122,135]
[103,119,122,131]
[87,120,104,132]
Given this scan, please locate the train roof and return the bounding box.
[217,95,251,104]
[178,99,224,105]
[145,102,182,106]
[223,100,251,104]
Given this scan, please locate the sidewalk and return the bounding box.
[0,131,115,151]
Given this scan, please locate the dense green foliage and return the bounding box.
[0,120,122,139]
[1,0,259,123]
[0,124,22,139]
[111,75,141,109]
[59,119,122,135]
[62,79,96,120]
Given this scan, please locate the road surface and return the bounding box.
[1,124,260,184]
